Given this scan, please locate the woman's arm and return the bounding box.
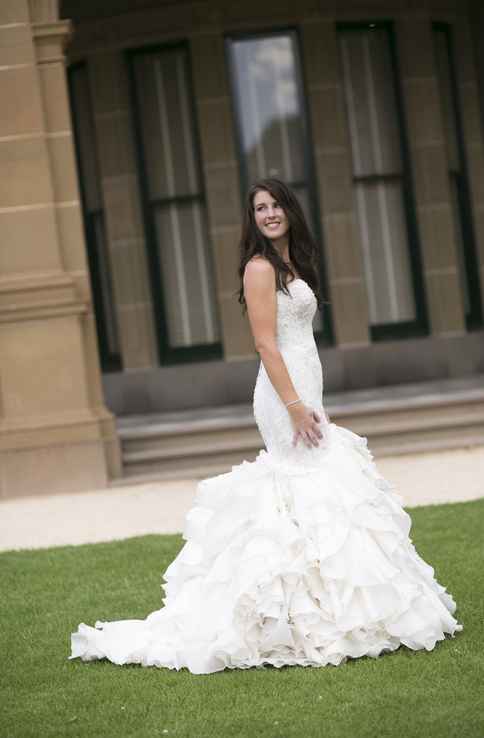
[243,258,323,448]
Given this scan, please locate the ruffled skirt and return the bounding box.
[69,423,463,674]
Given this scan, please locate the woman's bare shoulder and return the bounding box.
[244,256,275,284]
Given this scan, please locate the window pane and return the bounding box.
[154,201,220,348]
[339,26,416,327]
[131,45,221,352]
[340,29,402,177]
[356,181,415,324]
[230,34,306,185]
[133,47,201,200]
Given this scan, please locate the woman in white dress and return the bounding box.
[70,178,463,674]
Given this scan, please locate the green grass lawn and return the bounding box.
[1,497,483,738]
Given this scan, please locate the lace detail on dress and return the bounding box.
[253,278,329,468]
[275,278,317,351]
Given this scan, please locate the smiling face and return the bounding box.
[253,188,290,243]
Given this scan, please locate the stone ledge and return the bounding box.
[0,271,87,320]
[0,409,116,451]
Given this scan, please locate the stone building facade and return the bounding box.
[2,0,484,496]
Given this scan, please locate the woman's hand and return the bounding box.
[288,403,324,448]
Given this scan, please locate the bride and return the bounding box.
[70,177,463,674]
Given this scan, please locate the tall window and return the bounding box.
[433,22,482,329]
[128,43,221,364]
[338,22,426,339]
[227,30,329,340]
[68,62,122,372]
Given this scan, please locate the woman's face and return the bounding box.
[253,189,290,242]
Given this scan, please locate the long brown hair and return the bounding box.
[237,177,329,313]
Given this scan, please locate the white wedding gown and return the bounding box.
[70,278,463,674]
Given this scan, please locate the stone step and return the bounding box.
[116,374,484,482]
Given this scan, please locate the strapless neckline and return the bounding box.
[282,277,314,297]
[285,277,308,288]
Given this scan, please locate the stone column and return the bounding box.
[301,20,370,348]
[396,14,466,336]
[191,33,255,360]
[0,0,121,497]
[88,50,158,370]
[454,14,484,316]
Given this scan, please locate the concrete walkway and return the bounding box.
[1,443,483,552]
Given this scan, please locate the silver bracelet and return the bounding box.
[285,398,302,408]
